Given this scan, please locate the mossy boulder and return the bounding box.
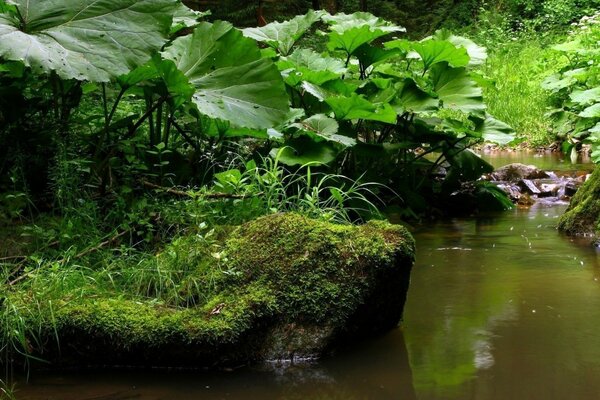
[27,213,415,367]
[558,167,600,239]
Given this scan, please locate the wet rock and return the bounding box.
[539,183,560,198]
[496,183,521,202]
[564,182,579,197]
[518,179,541,195]
[491,163,549,182]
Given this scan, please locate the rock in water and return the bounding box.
[491,163,549,181]
[19,213,415,368]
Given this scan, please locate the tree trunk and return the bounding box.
[257,0,267,26]
[321,0,337,13]
[312,0,320,10]
[359,0,367,11]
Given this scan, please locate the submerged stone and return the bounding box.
[24,213,415,368]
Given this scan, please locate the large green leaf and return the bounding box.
[471,115,515,145]
[326,93,397,123]
[118,56,194,109]
[278,48,346,86]
[430,63,485,117]
[323,12,404,55]
[411,40,470,71]
[0,0,177,82]
[272,136,339,166]
[579,103,600,118]
[570,87,600,105]
[393,78,439,114]
[171,3,209,34]
[431,30,487,67]
[354,43,401,69]
[163,21,290,130]
[291,114,356,147]
[242,10,324,56]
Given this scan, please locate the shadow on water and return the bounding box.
[16,329,417,400]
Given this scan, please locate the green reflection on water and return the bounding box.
[403,204,600,399]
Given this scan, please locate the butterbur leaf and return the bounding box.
[323,12,405,55]
[292,114,356,147]
[272,136,339,166]
[430,63,485,117]
[471,115,515,145]
[171,3,209,34]
[242,10,324,56]
[393,78,439,114]
[354,43,401,69]
[445,147,494,186]
[326,93,397,123]
[431,30,487,66]
[118,56,194,109]
[279,48,346,86]
[0,0,178,82]
[541,74,576,92]
[579,103,600,119]
[163,21,290,130]
[570,87,600,105]
[411,40,470,71]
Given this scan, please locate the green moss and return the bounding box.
[7,213,415,366]
[226,214,415,325]
[558,168,600,237]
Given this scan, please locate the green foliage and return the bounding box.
[541,12,600,160]
[255,11,514,216]
[0,0,178,82]
[243,10,325,56]
[1,213,413,366]
[480,39,558,146]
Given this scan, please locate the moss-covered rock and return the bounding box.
[19,213,415,368]
[558,167,600,239]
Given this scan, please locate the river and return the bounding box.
[16,153,600,400]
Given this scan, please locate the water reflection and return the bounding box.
[404,204,600,400]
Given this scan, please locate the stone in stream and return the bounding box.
[517,179,542,195]
[491,163,549,182]
[564,181,579,197]
[15,213,415,368]
[539,183,560,198]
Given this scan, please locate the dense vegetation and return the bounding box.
[1,0,600,397]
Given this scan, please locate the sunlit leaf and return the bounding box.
[0,0,177,81]
[326,93,397,123]
[323,12,405,55]
[291,114,356,146]
[242,10,324,56]
[570,87,600,105]
[430,63,485,117]
[412,40,470,70]
[471,115,515,145]
[163,21,290,129]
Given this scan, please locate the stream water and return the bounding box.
[16,153,600,400]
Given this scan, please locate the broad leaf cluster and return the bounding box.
[542,12,600,162]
